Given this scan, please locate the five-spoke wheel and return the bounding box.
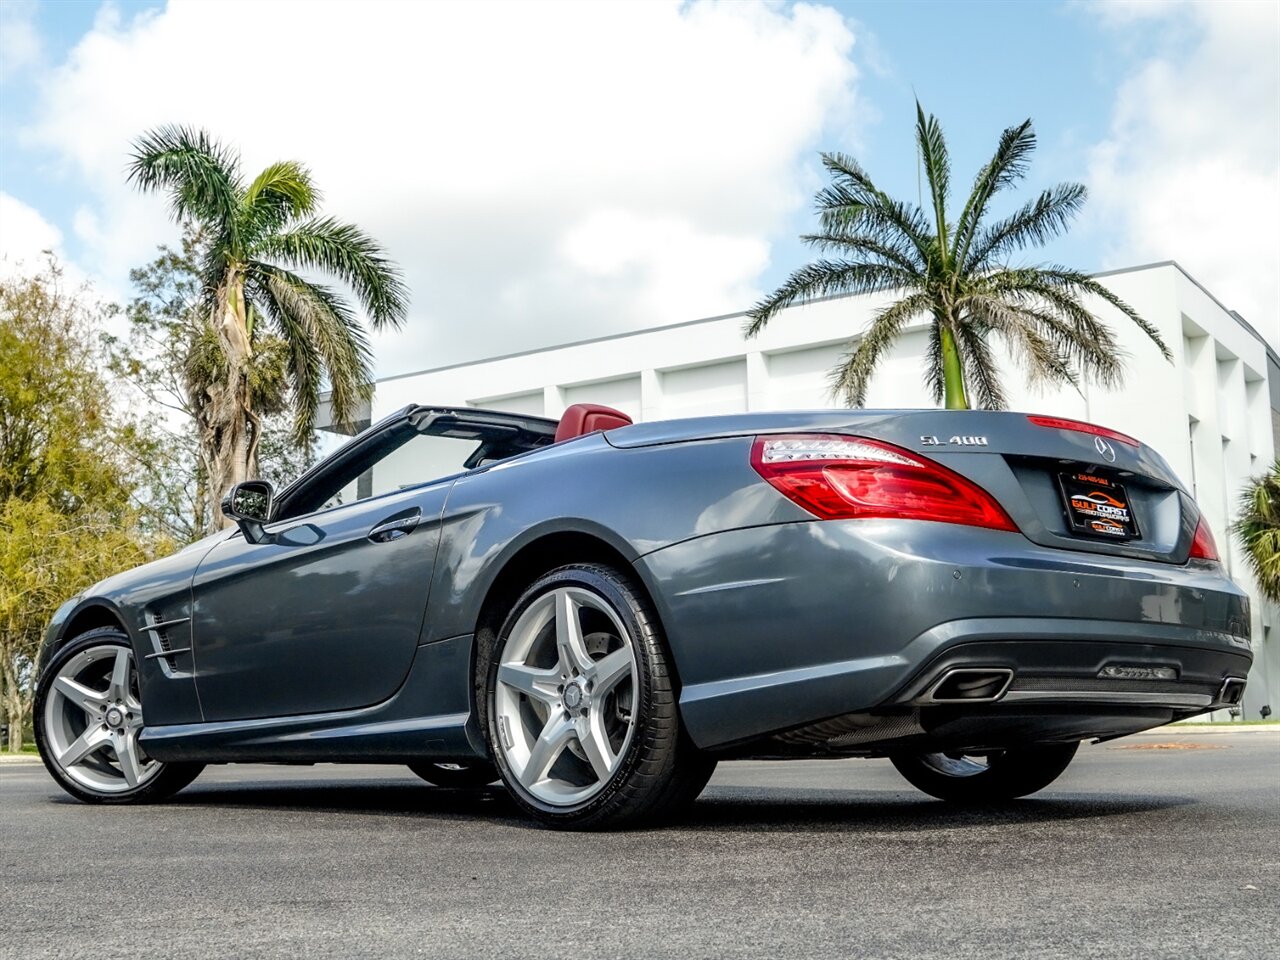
[484,564,715,829]
[495,585,638,806]
[34,629,202,804]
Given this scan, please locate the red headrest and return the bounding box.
[554,403,633,443]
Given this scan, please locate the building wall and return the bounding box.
[368,262,1280,720]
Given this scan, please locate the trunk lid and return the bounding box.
[606,409,1198,564]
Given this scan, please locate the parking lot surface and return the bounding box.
[2,729,1277,959]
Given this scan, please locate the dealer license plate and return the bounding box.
[1057,471,1140,540]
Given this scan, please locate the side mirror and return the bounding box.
[221,480,275,544]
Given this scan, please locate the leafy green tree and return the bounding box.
[1235,462,1280,604]
[1,498,152,752]
[0,263,160,751]
[747,104,1171,409]
[107,229,316,543]
[128,127,407,528]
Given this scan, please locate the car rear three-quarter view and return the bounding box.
[33,404,1251,829]
[626,411,1251,811]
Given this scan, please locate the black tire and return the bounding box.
[890,742,1079,803]
[34,628,204,805]
[407,760,499,788]
[482,563,710,830]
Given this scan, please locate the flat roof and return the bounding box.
[379,260,1278,384]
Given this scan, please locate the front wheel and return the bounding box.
[483,563,712,829]
[34,628,203,804]
[890,742,1079,803]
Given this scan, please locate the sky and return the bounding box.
[1,0,1277,380]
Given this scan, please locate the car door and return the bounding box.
[186,415,485,723]
[189,479,450,722]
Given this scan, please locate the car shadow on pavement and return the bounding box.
[125,777,1194,833]
[153,778,519,820]
[674,787,1196,834]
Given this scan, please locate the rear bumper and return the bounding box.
[635,519,1252,750]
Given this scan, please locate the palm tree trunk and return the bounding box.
[204,272,255,531]
[939,324,970,410]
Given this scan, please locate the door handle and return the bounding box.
[368,509,421,543]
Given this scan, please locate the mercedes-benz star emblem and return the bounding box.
[1094,435,1116,462]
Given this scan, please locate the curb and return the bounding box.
[0,754,42,765]
[1132,725,1280,737]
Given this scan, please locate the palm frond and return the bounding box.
[1234,463,1280,603]
[951,119,1035,264]
[815,153,935,260]
[964,183,1087,270]
[828,291,934,406]
[248,264,374,442]
[974,271,1127,387]
[915,102,952,251]
[951,316,1009,409]
[1029,267,1172,361]
[128,125,241,235]
[798,231,925,275]
[252,217,408,330]
[239,161,319,243]
[964,297,1082,395]
[923,321,944,404]
[744,261,918,337]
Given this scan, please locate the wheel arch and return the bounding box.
[63,603,127,640]
[473,528,648,648]
[468,527,677,730]
[38,600,129,676]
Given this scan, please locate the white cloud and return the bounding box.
[1088,0,1280,346]
[22,0,859,374]
[0,191,63,279]
[0,0,42,80]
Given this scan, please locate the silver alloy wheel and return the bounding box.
[43,644,160,794]
[494,586,638,806]
[920,752,991,777]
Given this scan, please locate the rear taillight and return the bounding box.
[751,434,1017,531]
[1027,415,1138,447]
[1188,516,1219,561]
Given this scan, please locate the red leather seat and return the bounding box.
[554,403,633,443]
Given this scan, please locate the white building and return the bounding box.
[346,261,1280,720]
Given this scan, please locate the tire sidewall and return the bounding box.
[484,564,662,824]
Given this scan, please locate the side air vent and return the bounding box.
[140,612,192,665]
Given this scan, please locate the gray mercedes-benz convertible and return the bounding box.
[34,402,1252,828]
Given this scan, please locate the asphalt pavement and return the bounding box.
[2,729,1277,960]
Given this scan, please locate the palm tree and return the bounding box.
[747,104,1171,409]
[1235,462,1280,604]
[128,126,408,529]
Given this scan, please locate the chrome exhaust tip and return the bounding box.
[923,668,1014,703]
[1216,677,1247,706]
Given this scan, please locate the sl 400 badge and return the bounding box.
[920,435,988,446]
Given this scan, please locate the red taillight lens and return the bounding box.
[1188,516,1219,561]
[751,434,1017,531]
[1027,415,1138,447]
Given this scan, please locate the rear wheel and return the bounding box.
[890,742,1078,803]
[34,629,203,804]
[407,760,498,788]
[483,563,713,829]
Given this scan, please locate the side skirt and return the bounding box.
[139,634,486,764]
